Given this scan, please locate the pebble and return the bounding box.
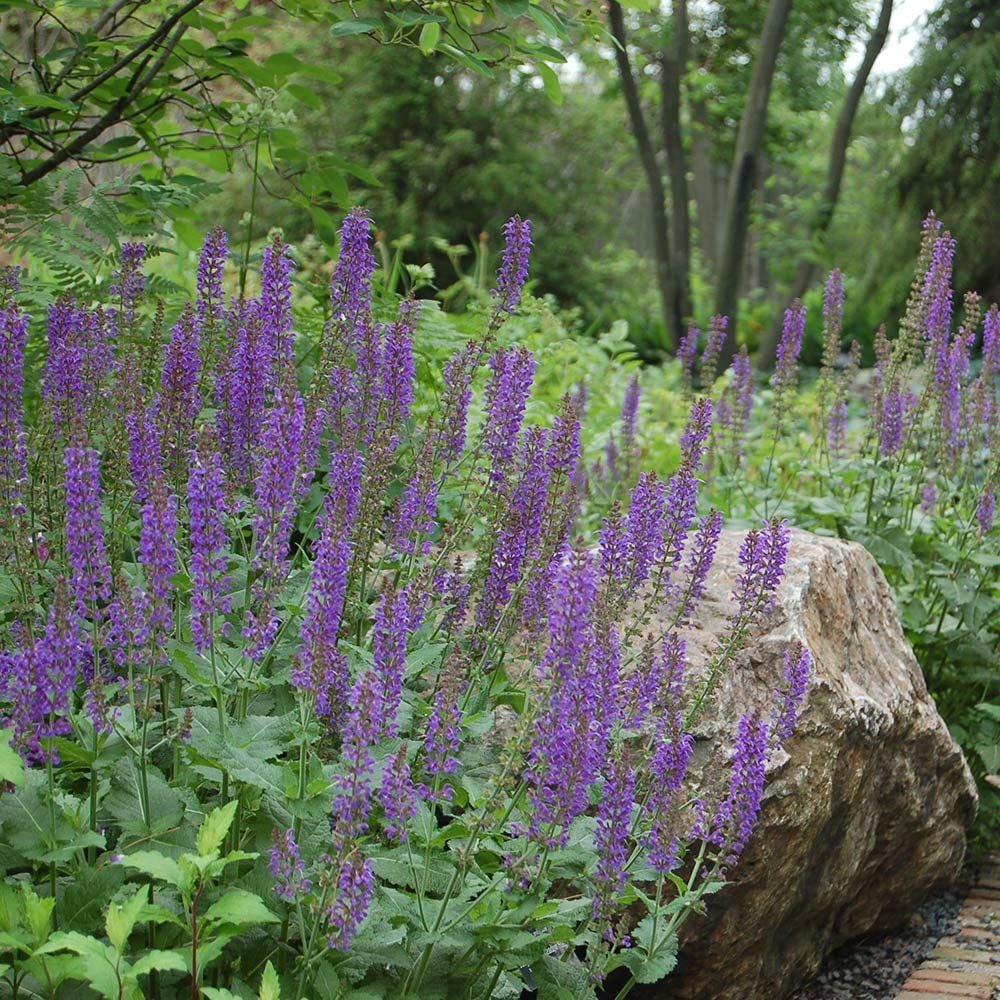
[787,883,965,1000]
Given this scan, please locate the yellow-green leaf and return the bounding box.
[419,21,441,55]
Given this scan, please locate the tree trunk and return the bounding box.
[690,98,726,277]
[757,0,894,368]
[660,0,692,330]
[608,0,680,352]
[714,0,794,371]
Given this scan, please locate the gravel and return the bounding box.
[787,882,967,1000]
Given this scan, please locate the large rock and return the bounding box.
[642,528,977,1000]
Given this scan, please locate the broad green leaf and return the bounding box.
[106,887,147,953]
[197,800,239,857]
[120,850,184,888]
[329,17,381,37]
[34,932,121,999]
[202,889,279,928]
[130,949,188,978]
[531,954,593,999]
[0,730,24,787]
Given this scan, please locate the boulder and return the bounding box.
[640,528,978,1000]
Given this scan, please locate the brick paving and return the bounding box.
[895,855,1000,1000]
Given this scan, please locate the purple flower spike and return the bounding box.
[261,235,295,367]
[680,398,713,472]
[773,299,806,399]
[423,688,462,798]
[493,215,533,314]
[623,473,666,588]
[294,450,362,718]
[64,439,112,612]
[379,298,417,442]
[380,747,418,841]
[823,270,845,338]
[270,828,311,902]
[647,716,694,873]
[138,476,178,636]
[708,712,770,869]
[700,315,729,383]
[592,754,635,936]
[197,227,229,325]
[188,427,231,653]
[771,642,812,744]
[732,518,790,621]
[527,548,607,846]
[678,326,700,384]
[112,242,147,332]
[920,482,937,514]
[483,346,535,488]
[324,853,374,951]
[372,585,424,740]
[160,304,202,466]
[330,207,376,342]
[0,304,29,521]
[621,374,641,447]
[676,510,724,621]
[438,343,481,464]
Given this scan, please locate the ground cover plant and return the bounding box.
[0,215,811,998]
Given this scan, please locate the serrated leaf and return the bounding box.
[202,889,279,928]
[106,887,146,953]
[197,800,239,857]
[120,850,184,888]
[131,948,188,978]
[259,960,280,1000]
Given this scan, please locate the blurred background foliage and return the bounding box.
[0,0,997,360]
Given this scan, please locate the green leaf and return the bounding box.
[622,916,679,984]
[532,954,594,999]
[536,64,564,106]
[419,21,441,55]
[119,850,184,889]
[329,17,381,37]
[197,800,239,857]
[130,949,188,978]
[106,887,147,953]
[34,932,121,999]
[259,960,280,1000]
[202,890,279,928]
[0,730,24,787]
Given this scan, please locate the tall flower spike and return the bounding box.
[294,450,362,719]
[160,304,202,472]
[261,234,295,367]
[492,215,532,315]
[112,242,147,334]
[708,712,770,869]
[592,753,635,938]
[188,427,232,653]
[700,315,728,384]
[323,853,374,952]
[772,299,806,403]
[732,518,790,621]
[771,642,812,744]
[482,346,535,490]
[380,748,418,842]
[270,828,311,902]
[0,303,28,524]
[329,207,376,346]
[197,227,229,326]
[623,473,666,589]
[138,475,178,636]
[680,398,713,472]
[64,439,112,612]
[821,269,844,372]
[676,509,724,621]
[678,326,700,390]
